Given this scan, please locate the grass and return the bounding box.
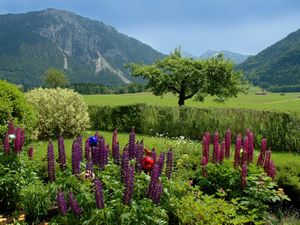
[30,130,300,171]
[83,87,300,112]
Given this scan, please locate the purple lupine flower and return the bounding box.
[7,120,15,135]
[121,150,129,182]
[241,136,248,165]
[201,156,208,177]
[47,139,56,181]
[98,136,106,170]
[204,132,211,159]
[112,142,120,165]
[136,141,144,173]
[148,164,160,199]
[3,133,10,154]
[14,127,21,153]
[247,131,254,163]
[165,148,173,179]
[264,149,272,172]
[213,132,219,163]
[225,128,231,158]
[129,128,136,159]
[112,129,118,148]
[28,146,34,160]
[241,162,247,189]
[56,191,67,215]
[157,152,165,177]
[267,160,276,180]
[72,139,81,175]
[94,179,105,209]
[123,165,134,205]
[104,144,109,166]
[257,153,263,166]
[58,135,66,170]
[84,138,91,161]
[152,182,163,204]
[202,136,208,161]
[68,192,82,216]
[260,138,267,163]
[219,140,225,163]
[234,135,242,168]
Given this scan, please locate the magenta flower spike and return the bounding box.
[47,139,56,181]
[234,135,242,168]
[166,148,173,179]
[220,140,225,163]
[225,128,231,158]
[241,163,247,189]
[56,191,67,216]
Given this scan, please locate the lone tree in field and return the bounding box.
[129,48,245,106]
[44,68,69,88]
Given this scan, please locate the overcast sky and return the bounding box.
[1,0,300,56]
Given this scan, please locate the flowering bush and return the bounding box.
[26,88,90,138]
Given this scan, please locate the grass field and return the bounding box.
[31,130,300,169]
[83,87,300,112]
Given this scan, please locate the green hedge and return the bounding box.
[88,104,300,152]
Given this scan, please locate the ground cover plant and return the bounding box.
[1,120,298,224]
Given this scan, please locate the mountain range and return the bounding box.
[238,28,300,88]
[199,50,250,64]
[0,8,164,88]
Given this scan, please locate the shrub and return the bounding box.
[88,104,300,152]
[20,181,52,222]
[0,79,36,139]
[26,88,90,138]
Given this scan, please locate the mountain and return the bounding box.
[238,28,300,88]
[0,8,165,88]
[199,50,250,64]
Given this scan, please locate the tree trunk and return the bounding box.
[178,93,185,106]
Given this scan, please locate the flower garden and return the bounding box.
[0,80,299,224]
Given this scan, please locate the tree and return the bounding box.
[44,68,69,88]
[129,48,246,106]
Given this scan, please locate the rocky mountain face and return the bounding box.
[0,8,165,88]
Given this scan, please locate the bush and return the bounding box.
[88,104,300,152]
[0,79,36,139]
[26,88,90,138]
[20,181,52,222]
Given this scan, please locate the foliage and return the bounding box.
[26,88,90,138]
[20,180,52,222]
[44,68,69,88]
[0,151,39,213]
[129,48,245,106]
[0,79,36,139]
[194,161,290,218]
[175,193,258,225]
[88,104,300,152]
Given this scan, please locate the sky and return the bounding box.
[0,0,300,56]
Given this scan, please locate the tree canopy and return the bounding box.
[129,48,246,106]
[43,68,69,88]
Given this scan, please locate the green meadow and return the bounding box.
[83,87,300,112]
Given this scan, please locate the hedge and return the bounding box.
[88,104,300,153]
